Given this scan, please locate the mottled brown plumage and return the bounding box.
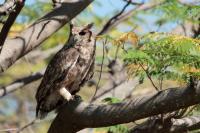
[35,24,95,119]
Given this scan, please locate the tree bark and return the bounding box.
[130,115,200,133]
[48,81,200,133]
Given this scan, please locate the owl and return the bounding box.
[35,23,95,119]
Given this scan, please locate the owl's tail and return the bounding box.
[36,103,48,119]
[36,97,64,119]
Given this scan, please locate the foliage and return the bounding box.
[102,97,122,104]
[105,125,129,133]
[123,32,200,87]
[152,0,200,24]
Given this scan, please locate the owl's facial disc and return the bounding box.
[71,23,93,35]
[78,24,93,41]
[78,23,93,35]
[71,23,93,43]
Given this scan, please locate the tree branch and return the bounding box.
[122,0,144,6]
[0,0,93,73]
[130,115,200,133]
[97,0,131,35]
[0,0,17,16]
[0,70,44,97]
[178,0,200,6]
[0,0,25,50]
[92,60,139,102]
[97,1,164,35]
[172,115,200,132]
[48,81,200,133]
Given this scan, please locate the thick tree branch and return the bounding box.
[24,44,63,61]
[0,0,93,73]
[130,115,200,133]
[0,0,25,50]
[0,0,17,15]
[172,115,200,132]
[48,81,200,133]
[0,70,44,97]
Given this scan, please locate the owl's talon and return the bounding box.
[59,87,72,101]
[74,95,81,99]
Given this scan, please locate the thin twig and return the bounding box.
[181,23,187,36]
[0,128,18,132]
[17,119,37,133]
[122,0,144,5]
[139,63,159,91]
[159,76,163,90]
[97,0,132,35]
[98,1,165,36]
[184,105,198,116]
[90,38,107,102]
[114,45,120,61]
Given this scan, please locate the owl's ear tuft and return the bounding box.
[85,23,93,29]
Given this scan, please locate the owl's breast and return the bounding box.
[78,58,86,67]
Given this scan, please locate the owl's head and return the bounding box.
[71,23,93,43]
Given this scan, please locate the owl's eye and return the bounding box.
[79,31,86,36]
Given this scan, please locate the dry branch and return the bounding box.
[130,115,200,133]
[97,0,131,35]
[92,60,139,102]
[98,1,164,35]
[0,70,44,97]
[0,0,25,50]
[122,0,144,6]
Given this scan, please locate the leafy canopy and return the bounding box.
[123,32,200,84]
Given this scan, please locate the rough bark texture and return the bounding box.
[48,81,200,133]
[0,0,93,73]
[130,115,200,133]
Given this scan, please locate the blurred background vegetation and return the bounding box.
[0,0,200,132]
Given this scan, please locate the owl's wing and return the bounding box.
[35,47,80,104]
[80,57,95,86]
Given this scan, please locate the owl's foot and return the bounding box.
[59,87,73,101]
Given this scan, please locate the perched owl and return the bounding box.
[35,23,95,119]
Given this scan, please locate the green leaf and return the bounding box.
[102,97,122,104]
